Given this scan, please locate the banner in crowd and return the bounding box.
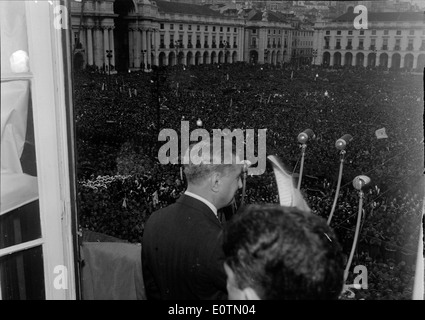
[375,127,388,139]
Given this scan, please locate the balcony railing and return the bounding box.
[335,45,341,49]
[346,45,352,49]
[160,43,165,49]
[272,44,276,48]
[394,45,400,51]
[204,43,209,48]
[278,43,281,48]
[267,44,271,48]
[357,46,364,50]
[196,42,201,48]
[369,45,376,51]
[250,44,257,48]
[169,43,174,48]
[406,45,414,51]
[212,43,217,48]
[233,43,237,48]
[324,45,330,49]
[382,45,388,50]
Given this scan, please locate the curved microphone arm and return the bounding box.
[344,189,364,282]
[239,167,248,208]
[327,150,346,225]
[297,144,307,190]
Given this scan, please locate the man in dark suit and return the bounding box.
[142,140,243,300]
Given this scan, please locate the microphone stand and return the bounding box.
[344,189,364,282]
[239,163,248,208]
[327,150,346,225]
[297,144,307,190]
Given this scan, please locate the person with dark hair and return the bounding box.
[142,139,243,300]
[222,204,345,300]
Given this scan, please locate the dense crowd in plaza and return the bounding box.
[74,61,424,299]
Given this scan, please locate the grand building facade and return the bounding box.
[313,11,425,70]
[70,0,295,71]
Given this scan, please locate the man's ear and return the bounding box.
[241,287,261,300]
[224,263,261,300]
[210,171,221,192]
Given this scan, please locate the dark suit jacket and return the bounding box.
[141,194,228,300]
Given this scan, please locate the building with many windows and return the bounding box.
[290,21,315,65]
[70,0,294,71]
[313,10,425,70]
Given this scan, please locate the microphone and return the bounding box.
[297,129,316,144]
[335,134,353,150]
[352,175,371,190]
[240,159,252,168]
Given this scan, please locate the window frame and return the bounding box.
[0,0,78,300]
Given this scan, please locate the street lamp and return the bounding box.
[141,49,147,71]
[223,40,229,63]
[174,40,180,65]
[264,48,269,64]
[312,49,318,65]
[371,47,377,68]
[151,66,166,138]
[106,50,113,76]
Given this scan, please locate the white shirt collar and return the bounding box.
[184,191,218,217]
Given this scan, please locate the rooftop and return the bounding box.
[248,10,297,23]
[156,1,224,17]
[333,11,425,22]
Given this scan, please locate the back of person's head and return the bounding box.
[182,139,242,185]
[222,204,344,300]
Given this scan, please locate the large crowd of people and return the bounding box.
[74,62,424,299]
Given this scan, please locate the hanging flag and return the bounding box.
[180,166,183,180]
[375,127,388,139]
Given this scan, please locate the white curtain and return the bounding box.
[0,1,29,74]
[1,81,38,215]
[1,1,37,215]
[1,81,29,174]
